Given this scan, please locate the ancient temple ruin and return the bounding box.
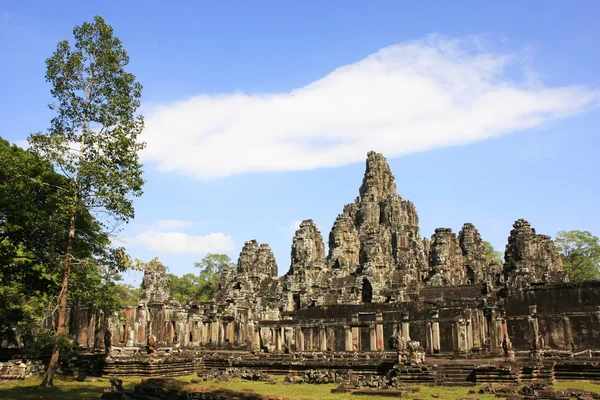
[55,151,600,383]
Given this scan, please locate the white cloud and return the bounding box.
[154,219,193,230]
[141,35,600,180]
[283,220,302,234]
[125,230,234,254]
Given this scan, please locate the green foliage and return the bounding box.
[69,260,141,312]
[0,138,111,344]
[29,15,145,224]
[483,241,503,265]
[556,230,600,282]
[23,331,74,361]
[168,273,202,304]
[194,254,235,302]
[112,283,142,307]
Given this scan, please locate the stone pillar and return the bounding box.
[491,309,504,353]
[226,322,235,344]
[201,322,208,344]
[296,327,304,352]
[307,328,314,350]
[431,311,440,353]
[376,313,384,351]
[352,327,360,351]
[252,328,261,350]
[563,316,572,350]
[401,314,411,341]
[466,313,474,351]
[219,322,225,346]
[274,328,282,352]
[454,318,468,353]
[211,321,219,346]
[320,326,327,351]
[526,305,541,350]
[344,326,353,352]
[370,324,377,352]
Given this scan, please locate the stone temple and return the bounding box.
[14,151,600,383]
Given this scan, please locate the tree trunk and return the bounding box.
[41,211,76,387]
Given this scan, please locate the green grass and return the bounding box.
[1,376,600,400]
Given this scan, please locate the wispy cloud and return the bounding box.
[283,220,302,234]
[140,34,599,180]
[154,219,194,230]
[124,230,234,255]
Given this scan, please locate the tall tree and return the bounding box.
[194,254,235,301]
[556,230,600,282]
[28,16,145,386]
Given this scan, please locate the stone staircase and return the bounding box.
[553,361,600,381]
[393,365,437,384]
[437,365,476,386]
[472,365,520,384]
[519,364,555,383]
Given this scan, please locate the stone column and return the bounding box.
[401,314,411,341]
[344,326,353,352]
[211,321,219,346]
[274,328,282,352]
[376,313,384,351]
[307,328,314,350]
[466,318,473,351]
[320,326,327,351]
[219,322,225,346]
[352,327,360,351]
[527,305,541,349]
[226,322,235,344]
[431,311,440,353]
[253,328,261,350]
[296,327,304,352]
[453,318,468,353]
[491,309,504,353]
[563,316,572,350]
[370,324,377,352]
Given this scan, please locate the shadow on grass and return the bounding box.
[0,384,103,400]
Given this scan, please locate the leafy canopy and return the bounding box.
[483,241,503,265]
[556,230,600,282]
[29,15,145,225]
[0,138,111,344]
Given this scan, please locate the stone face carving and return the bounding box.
[503,219,567,288]
[427,228,466,286]
[458,223,488,284]
[141,263,170,303]
[238,240,278,278]
[290,220,326,273]
[318,151,428,303]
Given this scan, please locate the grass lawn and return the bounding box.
[2,375,600,400]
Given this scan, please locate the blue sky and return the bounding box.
[1,1,599,285]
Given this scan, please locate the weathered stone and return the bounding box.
[458,223,488,284]
[503,219,567,288]
[25,150,600,387]
[141,263,170,303]
[427,228,465,286]
[237,240,278,278]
